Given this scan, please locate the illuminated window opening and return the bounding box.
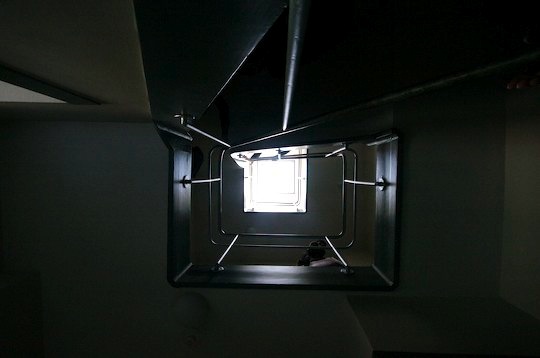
[240,148,307,213]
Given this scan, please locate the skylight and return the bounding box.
[234,148,307,213]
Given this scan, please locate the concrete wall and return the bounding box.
[499,87,540,320]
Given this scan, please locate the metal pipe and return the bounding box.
[155,123,193,141]
[186,124,231,147]
[234,50,540,149]
[216,234,240,265]
[324,236,349,267]
[247,153,326,161]
[345,178,386,190]
[325,146,346,157]
[179,177,221,185]
[282,0,311,131]
[344,179,377,186]
[191,178,221,184]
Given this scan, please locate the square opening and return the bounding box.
[217,145,346,237]
[237,148,307,213]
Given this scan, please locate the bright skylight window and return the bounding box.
[235,148,307,213]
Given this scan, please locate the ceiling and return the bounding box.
[1,1,539,128]
[216,0,540,142]
[0,0,149,121]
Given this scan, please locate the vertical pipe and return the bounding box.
[282,0,311,131]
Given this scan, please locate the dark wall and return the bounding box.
[349,296,540,356]
[0,120,366,357]
[0,79,512,356]
[393,78,506,296]
[0,273,43,356]
[500,86,540,319]
[0,121,183,356]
